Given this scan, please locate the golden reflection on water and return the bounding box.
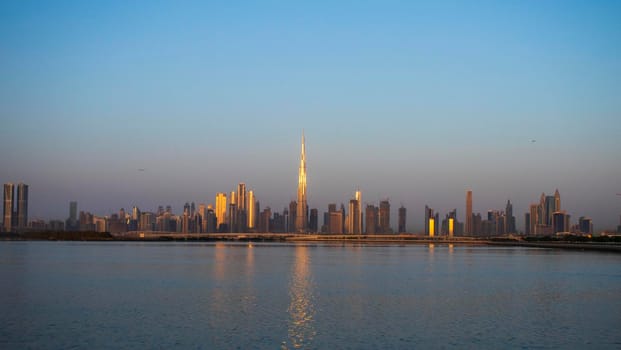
[246,243,255,275]
[286,245,316,349]
[214,242,227,280]
[427,243,436,272]
[209,242,228,321]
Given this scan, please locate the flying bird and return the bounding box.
[138,168,145,172]
[530,139,536,143]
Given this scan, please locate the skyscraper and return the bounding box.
[529,203,538,235]
[554,189,561,211]
[398,206,406,233]
[505,199,515,234]
[247,190,256,230]
[16,183,28,229]
[429,217,435,237]
[329,211,343,234]
[198,203,207,232]
[259,207,271,233]
[524,212,531,235]
[379,199,390,233]
[356,191,362,231]
[70,201,77,222]
[466,190,472,235]
[236,183,247,232]
[228,202,237,233]
[441,209,458,237]
[552,211,567,234]
[424,205,432,235]
[133,206,141,221]
[538,193,546,226]
[365,205,378,234]
[425,205,438,237]
[237,183,246,212]
[579,216,592,235]
[289,201,297,233]
[206,206,217,233]
[309,208,318,232]
[3,183,14,232]
[215,193,227,231]
[545,195,555,226]
[295,132,308,233]
[66,201,78,231]
[347,191,362,234]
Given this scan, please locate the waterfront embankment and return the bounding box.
[2,231,620,252]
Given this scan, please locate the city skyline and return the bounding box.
[0,132,613,233]
[1,1,620,229]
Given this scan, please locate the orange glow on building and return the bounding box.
[295,131,308,233]
[215,192,227,228]
[247,190,255,229]
[429,218,435,237]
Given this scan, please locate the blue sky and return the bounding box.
[1,0,620,230]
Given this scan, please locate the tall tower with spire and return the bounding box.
[295,131,308,233]
[465,190,472,235]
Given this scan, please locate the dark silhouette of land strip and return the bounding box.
[2,231,621,253]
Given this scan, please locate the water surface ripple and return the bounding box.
[0,241,620,349]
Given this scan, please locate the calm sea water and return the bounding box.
[0,241,620,349]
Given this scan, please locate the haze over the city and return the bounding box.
[1,1,620,230]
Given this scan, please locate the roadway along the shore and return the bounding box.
[110,232,621,252]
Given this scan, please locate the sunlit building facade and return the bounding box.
[329,211,343,234]
[425,205,439,237]
[348,192,362,234]
[247,190,256,230]
[215,192,227,231]
[295,132,308,233]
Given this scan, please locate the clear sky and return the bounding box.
[1,0,620,231]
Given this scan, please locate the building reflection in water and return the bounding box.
[246,242,255,276]
[213,242,227,280]
[426,243,435,273]
[209,242,233,324]
[448,243,455,272]
[287,245,316,349]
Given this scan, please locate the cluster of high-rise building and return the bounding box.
[524,190,592,235]
[1,133,612,236]
[449,195,517,237]
[67,183,258,234]
[2,183,29,232]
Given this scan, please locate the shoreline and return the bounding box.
[1,231,620,253]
